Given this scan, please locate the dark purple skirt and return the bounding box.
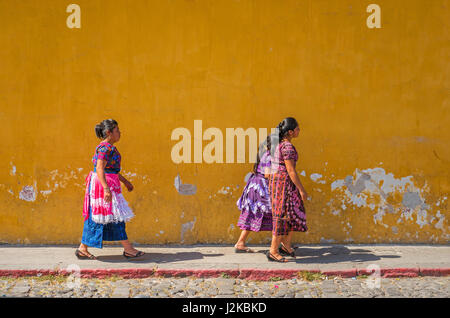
[236,173,273,232]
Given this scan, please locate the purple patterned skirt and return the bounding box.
[236,173,273,232]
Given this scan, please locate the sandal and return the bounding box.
[234,247,255,253]
[123,250,145,259]
[266,252,288,263]
[75,249,97,260]
[279,243,296,258]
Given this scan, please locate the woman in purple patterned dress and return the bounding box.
[267,117,309,262]
[234,135,277,252]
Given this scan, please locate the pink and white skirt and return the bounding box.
[83,171,134,224]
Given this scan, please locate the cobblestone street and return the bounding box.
[1,275,448,298]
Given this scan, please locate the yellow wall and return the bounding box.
[0,0,448,245]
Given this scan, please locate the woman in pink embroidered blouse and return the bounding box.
[76,119,144,260]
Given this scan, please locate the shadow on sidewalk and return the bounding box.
[95,252,224,264]
[259,246,401,264]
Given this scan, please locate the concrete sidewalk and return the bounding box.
[0,244,449,279]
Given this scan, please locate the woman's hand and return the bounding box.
[104,188,112,202]
[124,180,134,192]
[300,190,309,202]
[285,160,308,201]
[118,173,134,192]
[125,181,134,192]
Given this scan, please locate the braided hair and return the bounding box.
[253,133,278,174]
[276,117,298,141]
[95,119,118,140]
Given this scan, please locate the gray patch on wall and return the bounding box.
[402,191,427,209]
[174,174,197,195]
[385,204,395,213]
[345,171,388,200]
[344,173,371,195]
[19,186,36,202]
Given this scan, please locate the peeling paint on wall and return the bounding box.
[210,184,239,199]
[330,167,445,231]
[217,186,231,195]
[19,185,36,202]
[310,173,326,184]
[5,167,99,203]
[123,172,137,178]
[174,174,197,195]
[46,168,86,190]
[402,191,428,210]
[10,162,16,176]
[40,190,52,196]
[121,171,151,185]
[434,211,445,230]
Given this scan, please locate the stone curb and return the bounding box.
[0,268,449,280]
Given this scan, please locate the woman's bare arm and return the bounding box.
[118,173,128,184]
[96,159,112,202]
[119,173,134,191]
[96,159,108,189]
[285,159,308,200]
